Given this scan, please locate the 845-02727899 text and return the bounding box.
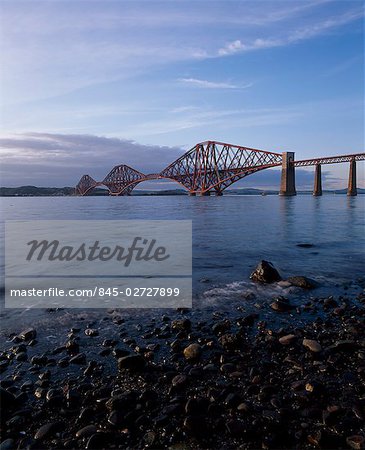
[9,286,181,298]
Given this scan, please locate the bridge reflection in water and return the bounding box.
[75,140,365,197]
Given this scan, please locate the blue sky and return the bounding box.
[0,0,364,189]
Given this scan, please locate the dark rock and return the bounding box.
[85,328,99,337]
[19,328,36,341]
[31,355,48,366]
[212,320,231,335]
[303,339,322,353]
[0,361,8,373]
[86,433,110,450]
[250,260,281,283]
[65,340,79,355]
[69,353,86,364]
[279,334,296,345]
[219,333,241,350]
[0,439,15,450]
[183,343,201,360]
[171,319,191,332]
[296,243,314,248]
[287,276,317,289]
[108,410,124,426]
[226,418,246,436]
[185,397,208,415]
[118,355,145,372]
[75,424,97,438]
[112,346,130,358]
[346,435,365,449]
[34,421,64,440]
[183,415,206,434]
[15,352,27,361]
[172,374,188,388]
[270,297,293,312]
[0,388,17,418]
[58,357,69,367]
[79,407,94,421]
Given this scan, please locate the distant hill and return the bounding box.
[0,185,364,197]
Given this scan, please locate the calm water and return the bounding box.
[1,194,364,332]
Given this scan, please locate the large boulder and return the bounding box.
[118,354,145,372]
[286,276,317,289]
[250,260,281,284]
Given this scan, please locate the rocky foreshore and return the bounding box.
[1,262,365,450]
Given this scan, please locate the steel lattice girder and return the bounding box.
[75,140,365,195]
[75,175,99,195]
[294,153,365,167]
[102,164,146,194]
[160,141,282,193]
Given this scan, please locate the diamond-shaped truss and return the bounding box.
[160,141,282,193]
[75,175,99,196]
[102,165,146,195]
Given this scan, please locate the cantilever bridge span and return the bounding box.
[75,140,365,197]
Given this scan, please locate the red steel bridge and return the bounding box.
[75,140,365,197]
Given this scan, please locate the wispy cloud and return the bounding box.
[217,8,364,56]
[218,39,280,56]
[178,78,253,89]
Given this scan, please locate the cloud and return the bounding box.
[178,78,253,89]
[218,38,280,56]
[0,133,183,187]
[217,8,363,56]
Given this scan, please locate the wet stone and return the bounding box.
[303,338,322,353]
[0,439,15,450]
[0,387,17,417]
[250,260,281,284]
[183,343,202,360]
[19,328,37,341]
[15,352,27,362]
[69,353,86,364]
[346,435,365,450]
[287,276,317,289]
[118,354,145,372]
[171,319,191,332]
[219,333,240,350]
[75,424,97,438]
[279,334,296,345]
[86,433,110,450]
[34,421,63,440]
[112,346,130,358]
[270,297,293,312]
[172,374,188,388]
[85,328,99,337]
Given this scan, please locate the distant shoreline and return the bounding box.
[1,186,364,197]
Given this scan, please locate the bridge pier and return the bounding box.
[313,164,322,196]
[215,190,223,196]
[279,152,296,196]
[188,192,196,196]
[200,191,211,196]
[347,159,357,196]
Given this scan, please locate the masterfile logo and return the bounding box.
[5,220,192,309]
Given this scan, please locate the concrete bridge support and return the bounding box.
[347,159,357,196]
[313,164,322,196]
[279,152,296,196]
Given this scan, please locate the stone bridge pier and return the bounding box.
[313,164,322,196]
[347,159,357,196]
[279,152,296,196]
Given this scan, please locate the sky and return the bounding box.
[0,0,364,190]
